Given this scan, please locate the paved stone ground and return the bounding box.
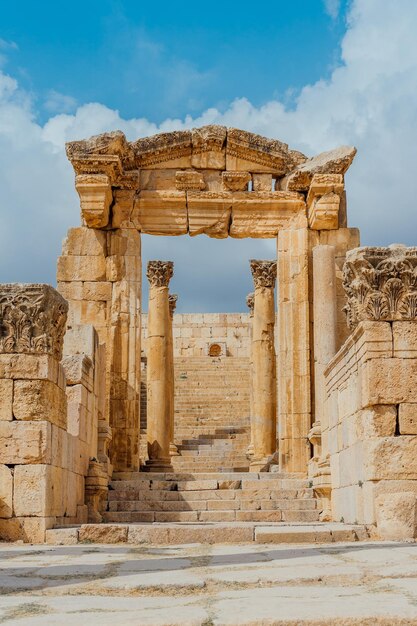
[1,541,417,624]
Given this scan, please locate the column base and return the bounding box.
[143,458,173,472]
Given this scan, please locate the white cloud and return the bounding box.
[323,0,341,20]
[44,90,77,114]
[1,0,417,311]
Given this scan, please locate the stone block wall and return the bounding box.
[142,313,252,358]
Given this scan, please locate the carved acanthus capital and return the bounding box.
[0,284,68,360]
[246,292,255,315]
[250,260,277,289]
[169,294,178,318]
[147,261,174,288]
[342,245,417,328]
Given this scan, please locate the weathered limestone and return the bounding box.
[277,228,311,473]
[246,293,255,459]
[249,261,277,471]
[168,294,179,457]
[145,261,174,471]
[309,246,337,520]
[325,246,417,539]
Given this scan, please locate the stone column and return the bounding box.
[168,294,179,456]
[249,260,277,471]
[246,292,255,459]
[145,261,174,471]
[310,245,337,520]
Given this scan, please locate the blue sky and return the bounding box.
[1,0,417,311]
[2,0,347,122]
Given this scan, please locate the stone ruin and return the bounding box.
[1,125,416,543]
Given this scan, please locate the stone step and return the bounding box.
[46,522,370,546]
[111,471,306,482]
[103,510,320,523]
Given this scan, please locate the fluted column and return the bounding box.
[168,294,179,456]
[249,260,277,471]
[145,260,174,471]
[246,292,255,459]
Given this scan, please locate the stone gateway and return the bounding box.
[0,125,416,543]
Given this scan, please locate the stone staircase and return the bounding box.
[169,356,251,472]
[104,472,319,523]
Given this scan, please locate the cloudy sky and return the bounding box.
[1,0,417,311]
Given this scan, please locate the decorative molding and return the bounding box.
[222,171,251,191]
[147,261,174,288]
[75,174,112,228]
[226,128,290,174]
[0,284,68,360]
[168,294,178,318]
[343,245,417,328]
[175,170,205,191]
[246,292,255,315]
[133,131,192,168]
[250,260,277,289]
[192,125,226,154]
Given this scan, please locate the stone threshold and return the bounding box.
[45,522,372,545]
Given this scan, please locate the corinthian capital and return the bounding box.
[169,294,178,318]
[343,245,417,328]
[246,292,255,314]
[0,284,68,360]
[147,261,174,288]
[250,260,277,289]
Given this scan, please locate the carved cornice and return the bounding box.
[0,284,68,360]
[147,261,174,288]
[250,260,277,289]
[169,294,178,318]
[133,131,192,168]
[343,245,417,328]
[192,125,226,154]
[227,128,290,174]
[246,292,255,314]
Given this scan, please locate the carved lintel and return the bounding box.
[0,284,68,360]
[147,261,174,288]
[222,171,251,191]
[250,260,277,289]
[75,174,112,229]
[246,292,255,315]
[175,170,205,191]
[342,245,417,328]
[169,294,178,318]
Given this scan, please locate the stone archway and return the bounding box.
[58,125,358,475]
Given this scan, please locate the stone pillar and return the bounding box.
[145,261,174,471]
[310,245,337,520]
[246,292,255,459]
[277,228,312,473]
[168,294,179,456]
[249,260,277,471]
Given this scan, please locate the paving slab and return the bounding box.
[1,541,417,624]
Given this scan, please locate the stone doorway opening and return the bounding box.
[140,233,274,474]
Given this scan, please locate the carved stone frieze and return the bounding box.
[147,261,174,288]
[227,128,291,174]
[250,260,277,289]
[168,294,178,318]
[0,284,68,360]
[246,292,255,314]
[222,171,251,191]
[192,125,226,154]
[175,170,205,191]
[343,245,417,328]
